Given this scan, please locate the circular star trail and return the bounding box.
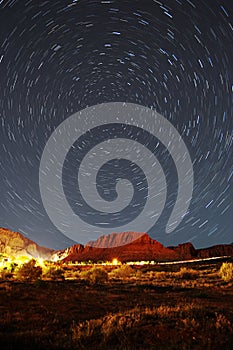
[0,0,232,249]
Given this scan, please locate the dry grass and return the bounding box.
[71,301,233,349]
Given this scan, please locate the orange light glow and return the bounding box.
[112,258,120,266]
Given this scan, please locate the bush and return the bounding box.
[110,264,135,279]
[16,259,42,281]
[177,267,198,279]
[153,271,167,280]
[219,262,233,282]
[0,269,13,280]
[43,267,65,281]
[80,267,108,284]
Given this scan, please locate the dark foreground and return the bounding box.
[0,261,232,350]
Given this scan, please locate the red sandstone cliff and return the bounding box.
[62,233,180,263]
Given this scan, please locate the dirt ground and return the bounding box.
[0,261,232,350]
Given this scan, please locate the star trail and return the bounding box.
[0,0,232,249]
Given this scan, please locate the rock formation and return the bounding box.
[0,227,53,259]
[1,227,232,263]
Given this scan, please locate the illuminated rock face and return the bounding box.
[51,244,84,262]
[86,232,146,248]
[61,233,180,263]
[0,228,53,259]
[60,233,233,263]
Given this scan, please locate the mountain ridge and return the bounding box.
[54,232,233,263]
[0,227,232,262]
[58,232,180,262]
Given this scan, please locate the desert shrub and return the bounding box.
[177,267,199,279]
[71,308,140,346]
[80,267,108,284]
[219,262,233,282]
[16,259,42,281]
[145,270,154,280]
[64,269,80,280]
[0,269,13,280]
[43,267,65,280]
[135,269,143,279]
[153,271,167,280]
[110,264,135,279]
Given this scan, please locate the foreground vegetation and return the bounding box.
[0,257,232,349]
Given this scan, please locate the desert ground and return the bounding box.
[0,259,232,350]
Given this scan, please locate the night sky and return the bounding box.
[0,0,232,250]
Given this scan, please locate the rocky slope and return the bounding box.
[169,242,233,260]
[168,242,198,260]
[0,228,53,259]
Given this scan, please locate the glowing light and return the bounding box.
[35,258,45,268]
[15,256,31,265]
[112,258,120,265]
